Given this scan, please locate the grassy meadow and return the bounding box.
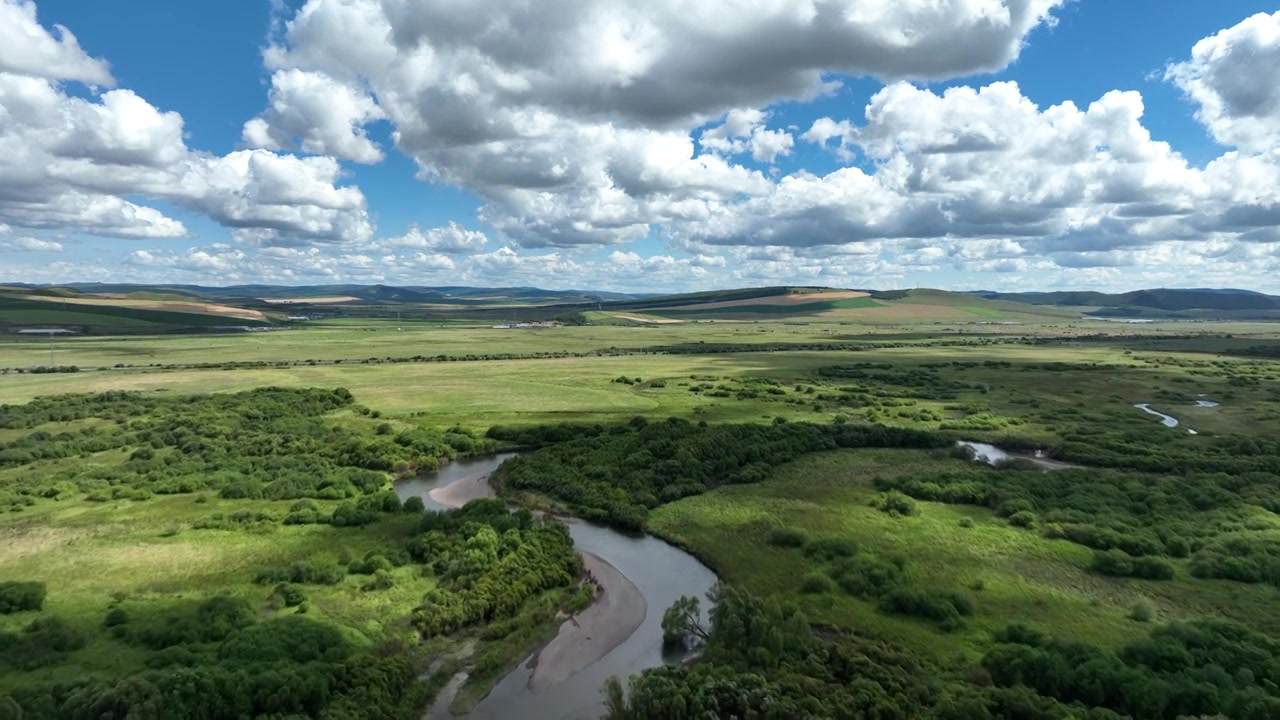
[3,295,1280,717]
[648,449,1280,664]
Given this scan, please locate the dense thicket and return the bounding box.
[0,498,583,719]
[489,418,949,530]
[981,620,1280,719]
[408,499,581,636]
[606,585,943,719]
[0,388,496,513]
[613,587,1280,720]
[875,463,1280,586]
[0,389,589,718]
[3,639,427,719]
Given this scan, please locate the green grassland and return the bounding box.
[0,388,589,718]
[4,333,1278,436]
[648,449,1279,663]
[3,298,1280,718]
[0,491,431,689]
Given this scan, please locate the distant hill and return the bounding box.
[26,283,645,306]
[969,288,1280,319]
[0,290,273,335]
[592,287,1077,322]
[7,282,1277,332]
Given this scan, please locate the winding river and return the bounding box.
[1134,403,1180,428]
[1133,399,1220,435]
[955,441,1076,471]
[396,455,718,720]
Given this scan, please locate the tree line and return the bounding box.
[874,459,1280,588]
[487,418,949,530]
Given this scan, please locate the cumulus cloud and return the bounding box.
[2,235,62,251]
[381,221,488,254]
[9,0,1280,293]
[0,2,372,246]
[1166,11,1280,152]
[700,110,795,163]
[714,80,1275,252]
[255,0,1064,247]
[0,0,112,85]
[243,69,386,163]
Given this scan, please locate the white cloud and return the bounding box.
[694,81,1261,253]
[749,127,794,164]
[0,0,112,85]
[382,221,487,254]
[700,110,794,163]
[243,69,386,163]
[8,1,1280,294]
[0,55,371,245]
[2,235,61,251]
[256,0,1065,247]
[1166,11,1280,152]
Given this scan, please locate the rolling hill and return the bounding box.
[594,287,1078,322]
[5,282,1276,334]
[0,293,274,334]
[970,288,1280,319]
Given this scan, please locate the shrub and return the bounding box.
[255,560,344,586]
[1129,602,1153,622]
[218,616,350,664]
[361,569,395,591]
[993,623,1049,647]
[800,573,835,594]
[803,536,858,561]
[349,553,394,575]
[1007,511,1036,529]
[958,517,975,529]
[766,527,808,548]
[0,617,86,670]
[271,583,307,608]
[0,582,46,614]
[878,586,967,625]
[873,492,917,517]
[102,608,129,628]
[403,496,426,513]
[829,554,904,598]
[1090,550,1175,580]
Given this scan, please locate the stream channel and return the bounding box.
[396,454,718,720]
[954,441,1076,470]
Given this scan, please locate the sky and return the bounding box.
[2,1,1280,294]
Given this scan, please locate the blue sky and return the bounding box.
[3,1,1280,292]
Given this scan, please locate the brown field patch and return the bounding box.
[14,294,266,321]
[661,290,870,311]
[260,296,361,305]
[816,303,970,320]
[611,313,685,324]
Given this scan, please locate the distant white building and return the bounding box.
[16,328,77,335]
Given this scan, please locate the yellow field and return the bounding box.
[12,294,267,321]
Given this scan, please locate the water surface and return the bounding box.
[397,455,717,720]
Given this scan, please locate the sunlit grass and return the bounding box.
[649,449,1280,664]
